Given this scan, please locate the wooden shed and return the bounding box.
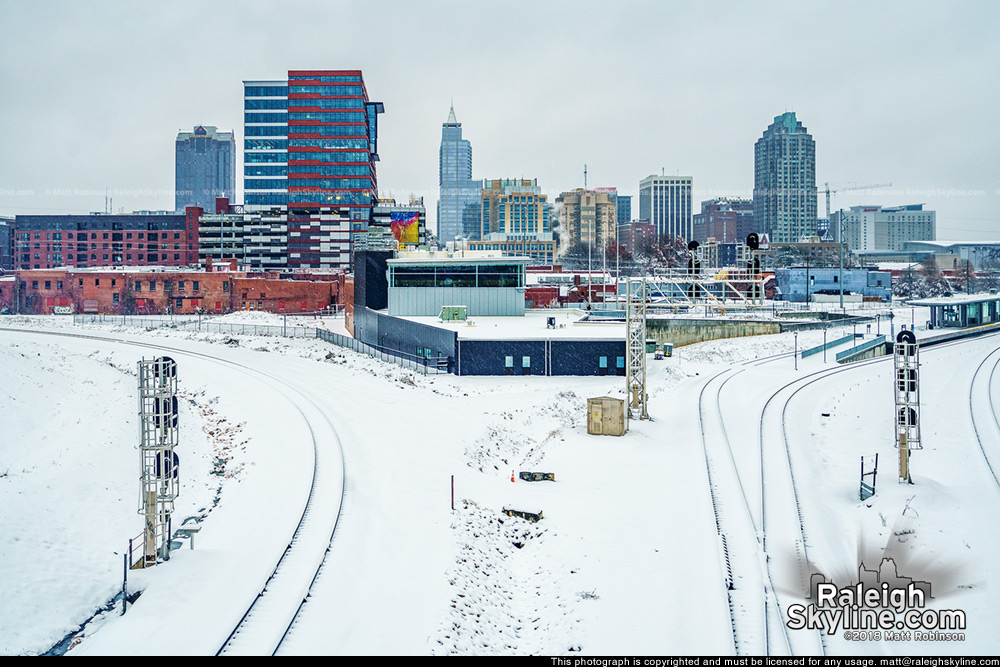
[587,396,627,436]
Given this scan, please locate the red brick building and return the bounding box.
[1,266,343,315]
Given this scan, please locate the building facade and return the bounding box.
[753,112,817,243]
[11,211,201,270]
[371,197,428,249]
[831,204,936,252]
[616,195,632,230]
[556,188,617,249]
[469,178,555,264]
[0,217,13,271]
[437,105,481,244]
[175,126,236,213]
[243,70,384,270]
[691,198,754,244]
[617,220,655,254]
[637,175,693,241]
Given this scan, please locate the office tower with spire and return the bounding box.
[437,105,481,244]
[753,112,817,243]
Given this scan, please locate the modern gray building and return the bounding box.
[831,204,936,252]
[638,175,693,241]
[387,255,528,317]
[753,112,817,243]
[616,195,632,230]
[0,216,13,271]
[437,105,481,244]
[175,126,236,213]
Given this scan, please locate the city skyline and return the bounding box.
[1,1,998,243]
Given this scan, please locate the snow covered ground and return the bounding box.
[0,302,997,656]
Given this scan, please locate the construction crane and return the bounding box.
[820,182,893,220]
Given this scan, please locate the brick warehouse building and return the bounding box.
[0,265,344,315]
[10,208,202,270]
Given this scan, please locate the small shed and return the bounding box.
[587,396,627,436]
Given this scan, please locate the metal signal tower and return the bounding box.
[626,277,649,422]
[893,331,920,483]
[137,357,180,566]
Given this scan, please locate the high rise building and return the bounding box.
[637,175,693,241]
[616,195,632,230]
[556,188,617,249]
[243,70,383,270]
[175,126,236,213]
[468,179,556,264]
[753,112,817,243]
[691,198,754,244]
[437,105,481,244]
[831,204,936,252]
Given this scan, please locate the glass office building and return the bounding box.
[243,70,384,269]
[438,105,481,244]
[175,126,235,213]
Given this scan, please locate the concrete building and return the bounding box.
[437,105,481,243]
[11,210,201,270]
[754,112,817,243]
[386,253,528,317]
[831,204,936,252]
[691,198,754,244]
[638,175,693,241]
[556,188,617,249]
[775,267,891,303]
[175,125,236,213]
[196,197,247,268]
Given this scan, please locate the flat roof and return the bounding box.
[387,255,531,266]
[396,309,625,340]
[909,293,1000,306]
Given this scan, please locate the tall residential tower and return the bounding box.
[437,105,481,244]
[753,112,817,243]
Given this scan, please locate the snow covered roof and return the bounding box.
[399,310,625,340]
[909,292,1000,306]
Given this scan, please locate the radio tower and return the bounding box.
[626,277,649,422]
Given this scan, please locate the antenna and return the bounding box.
[584,164,588,189]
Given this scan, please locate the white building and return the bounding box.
[831,204,936,252]
[638,175,693,241]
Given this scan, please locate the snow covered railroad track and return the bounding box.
[697,369,766,655]
[967,346,1000,492]
[0,327,346,657]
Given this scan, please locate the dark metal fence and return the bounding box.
[315,328,449,375]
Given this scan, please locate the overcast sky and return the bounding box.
[1,0,998,241]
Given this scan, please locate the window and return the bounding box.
[193,281,199,292]
[135,282,141,292]
[176,298,182,309]
[57,281,63,290]
[44,281,51,289]
[31,281,38,289]
[222,281,229,292]
[178,281,185,292]
[95,279,100,286]
[149,281,156,291]
[111,279,116,287]
[113,293,120,305]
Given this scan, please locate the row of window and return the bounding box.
[244,86,288,97]
[20,231,181,241]
[288,151,369,162]
[288,85,363,95]
[245,125,287,137]
[244,151,287,163]
[287,165,373,177]
[244,192,375,206]
[287,178,374,189]
[245,113,288,123]
[287,111,366,123]
[245,98,288,110]
[289,138,370,150]
[288,97,365,110]
[287,124,367,136]
[390,264,524,288]
[288,75,362,83]
[21,252,183,264]
[245,139,287,150]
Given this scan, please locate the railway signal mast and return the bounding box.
[893,331,920,483]
[625,277,649,422]
[137,356,180,566]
